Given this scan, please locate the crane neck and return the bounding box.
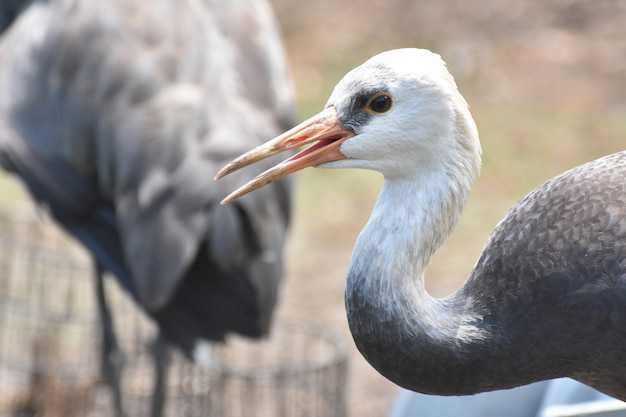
[344,169,493,394]
[346,168,471,306]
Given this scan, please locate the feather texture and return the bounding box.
[0,0,295,353]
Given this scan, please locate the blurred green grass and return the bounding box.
[0,171,29,210]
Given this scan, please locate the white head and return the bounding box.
[325,49,481,182]
[216,48,482,204]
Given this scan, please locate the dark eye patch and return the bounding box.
[336,85,391,132]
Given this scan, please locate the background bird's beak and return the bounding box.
[215,106,354,204]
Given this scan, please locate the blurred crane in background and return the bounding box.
[0,0,295,416]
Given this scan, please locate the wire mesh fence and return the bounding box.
[0,213,349,417]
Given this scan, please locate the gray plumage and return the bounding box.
[348,152,626,400]
[0,0,294,355]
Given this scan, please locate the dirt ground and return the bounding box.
[268,1,626,416]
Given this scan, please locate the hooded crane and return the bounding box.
[215,48,626,401]
[0,0,295,415]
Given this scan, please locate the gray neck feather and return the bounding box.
[344,172,553,394]
[344,173,483,394]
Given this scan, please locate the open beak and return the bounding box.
[214,106,354,204]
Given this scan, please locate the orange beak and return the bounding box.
[214,106,354,204]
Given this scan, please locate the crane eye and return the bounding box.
[366,93,393,114]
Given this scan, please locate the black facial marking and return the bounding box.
[338,86,390,133]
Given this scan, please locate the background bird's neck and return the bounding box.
[345,173,496,394]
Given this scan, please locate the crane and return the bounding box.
[0,0,295,415]
[215,48,626,401]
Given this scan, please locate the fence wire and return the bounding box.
[0,214,349,417]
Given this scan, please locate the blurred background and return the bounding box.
[0,0,625,416]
